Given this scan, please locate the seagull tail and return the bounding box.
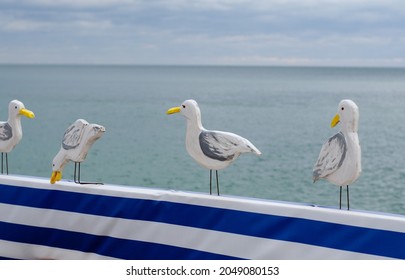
[312,170,320,183]
[247,142,262,156]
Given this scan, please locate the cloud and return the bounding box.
[0,0,405,66]
[218,55,314,66]
[0,18,50,31]
[19,0,136,8]
[74,19,113,31]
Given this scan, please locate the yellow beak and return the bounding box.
[50,171,62,184]
[331,114,340,128]
[166,106,181,115]
[19,108,35,119]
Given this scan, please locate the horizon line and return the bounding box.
[1,62,405,69]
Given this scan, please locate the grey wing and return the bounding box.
[199,131,239,161]
[313,132,347,182]
[0,123,12,141]
[62,121,86,150]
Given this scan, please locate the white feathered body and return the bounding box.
[187,129,260,171]
[0,117,23,153]
[183,102,261,170]
[328,132,361,186]
[314,131,361,186]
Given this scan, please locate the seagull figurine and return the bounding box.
[313,99,361,210]
[50,119,105,184]
[167,99,261,195]
[0,100,35,174]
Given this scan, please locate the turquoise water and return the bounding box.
[1,65,405,214]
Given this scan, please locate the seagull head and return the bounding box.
[50,151,67,184]
[9,100,35,120]
[331,99,359,132]
[167,99,202,126]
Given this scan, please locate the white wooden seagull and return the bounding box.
[50,119,105,184]
[167,99,261,195]
[313,99,361,210]
[0,100,35,174]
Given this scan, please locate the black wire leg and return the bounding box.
[216,170,220,196]
[1,153,8,175]
[209,170,212,195]
[209,170,220,195]
[73,162,103,185]
[74,162,79,183]
[339,185,350,210]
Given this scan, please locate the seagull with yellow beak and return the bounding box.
[167,99,261,195]
[313,99,361,210]
[0,100,35,174]
[50,119,105,184]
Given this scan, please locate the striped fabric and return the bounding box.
[0,175,404,259]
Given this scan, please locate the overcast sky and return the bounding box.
[1,0,405,66]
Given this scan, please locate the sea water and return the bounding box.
[1,65,405,215]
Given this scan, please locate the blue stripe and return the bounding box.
[1,184,405,259]
[0,256,17,260]
[0,221,238,260]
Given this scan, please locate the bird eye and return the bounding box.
[182,105,186,108]
[341,107,344,111]
[15,106,17,109]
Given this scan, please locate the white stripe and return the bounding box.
[0,203,387,260]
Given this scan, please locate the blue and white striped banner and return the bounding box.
[0,174,404,259]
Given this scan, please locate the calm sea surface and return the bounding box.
[1,65,405,215]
